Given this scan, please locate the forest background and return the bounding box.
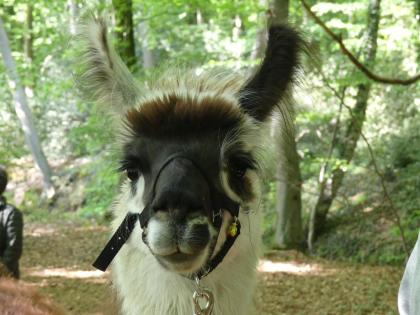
[0,0,419,313]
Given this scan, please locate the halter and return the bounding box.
[93,154,241,281]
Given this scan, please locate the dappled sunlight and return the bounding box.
[258,259,335,276]
[25,224,108,237]
[25,267,109,280]
[73,226,108,233]
[25,226,59,237]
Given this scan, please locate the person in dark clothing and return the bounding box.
[0,166,23,279]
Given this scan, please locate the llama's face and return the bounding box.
[119,95,259,274]
[79,18,300,275]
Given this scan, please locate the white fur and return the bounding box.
[111,180,262,315]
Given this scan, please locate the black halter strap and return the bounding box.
[93,154,241,279]
[194,216,241,280]
[93,212,139,271]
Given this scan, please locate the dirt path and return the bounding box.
[20,224,403,315]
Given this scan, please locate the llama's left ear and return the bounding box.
[76,16,141,112]
[238,25,300,121]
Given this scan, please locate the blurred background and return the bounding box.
[0,0,419,314]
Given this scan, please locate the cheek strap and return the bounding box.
[92,212,139,272]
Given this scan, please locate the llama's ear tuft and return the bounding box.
[75,16,141,112]
[238,25,300,121]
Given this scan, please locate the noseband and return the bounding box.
[93,154,241,281]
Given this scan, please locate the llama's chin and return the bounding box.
[155,249,209,274]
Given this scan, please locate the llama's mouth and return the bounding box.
[159,251,195,263]
[144,213,217,273]
[155,249,209,273]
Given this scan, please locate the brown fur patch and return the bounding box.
[0,278,66,315]
[125,93,243,137]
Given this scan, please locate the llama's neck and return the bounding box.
[111,208,261,315]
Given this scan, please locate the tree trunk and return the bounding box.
[308,0,381,250]
[112,0,136,71]
[275,127,303,249]
[67,0,78,35]
[232,15,242,42]
[270,0,303,249]
[250,0,268,60]
[269,0,289,24]
[196,9,203,25]
[137,20,154,70]
[0,18,55,197]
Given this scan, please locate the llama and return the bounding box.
[79,17,300,315]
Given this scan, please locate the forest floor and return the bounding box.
[20,222,403,315]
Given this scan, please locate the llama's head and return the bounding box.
[80,18,300,275]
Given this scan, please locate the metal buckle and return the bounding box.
[193,276,214,315]
[212,209,222,223]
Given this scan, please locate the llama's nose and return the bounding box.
[151,158,210,221]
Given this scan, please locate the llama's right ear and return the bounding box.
[76,16,141,112]
[238,25,300,122]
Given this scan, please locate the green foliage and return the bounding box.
[78,154,120,222]
[68,103,115,157]
[261,181,277,248]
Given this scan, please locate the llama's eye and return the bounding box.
[119,156,144,181]
[229,154,255,179]
[126,169,140,181]
[232,166,247,178]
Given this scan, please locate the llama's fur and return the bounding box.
[0,277,66,315]
[78,16,300,315]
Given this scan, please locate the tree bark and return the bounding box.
[250,0,268,60]
[112,0,137,71]
[137,20,154,70]
[196,9,203,25]
[67,0,78,35]
[0,18,54,197]
[270,0,304,249]
[275,127,303,249]
[269,0,289,24]
[308,0,381,250]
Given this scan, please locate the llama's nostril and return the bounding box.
[178,223,210,254]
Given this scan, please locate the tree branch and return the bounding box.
[317,69,410,258]
[346,108,410,257]
[300,0,420,86]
